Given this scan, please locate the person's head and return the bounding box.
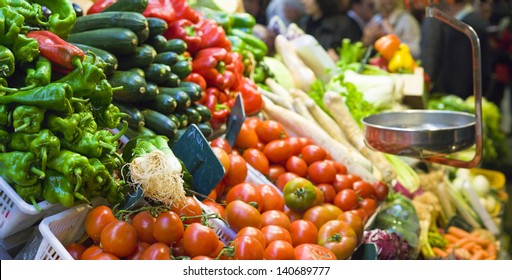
[301,0,340,19]
[374,0,402,18]
[474,0,493,21]
[283,0,305,23]
[445,0,472,16]
[350,0,376,22]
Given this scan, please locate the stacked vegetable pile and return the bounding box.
[1,0,126,209]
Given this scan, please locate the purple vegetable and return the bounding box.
[362,229,414,260]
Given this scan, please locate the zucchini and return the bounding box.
[159,87,191,112]
[141,109,178,139]
[167,114,180,126]
[147,35,168,53]
[172,112,188,129]
[175,81,203,102]
[153,51,179,66]
[113,102,145,130]
[117,44,157,70]
[138,82,160,102]
[170,59,192,79]
[192,103,212,122]
[144,94,177,115]
[146,17,168,38]
[159,73,181,88]
[197,122,213,138]
[143,63,171,84]
[71,12,149,42]
[109,71,148,103]
[67,28,139,55]
[124,125,157,139]
[102,0,149,13]
[128,68,145,78]
[185,107,202,124]
[72,43,118,75]
[163,39,187,54]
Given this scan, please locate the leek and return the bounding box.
[385,154,420,193]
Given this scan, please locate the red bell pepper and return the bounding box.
[192,47,238,90]
[143,0,175,23]
[184,73,207,91]
[27,30,84,71]
[236,77,264,116]
[164,19,203,54]
[171,0,200,23]
[226,51,245,89]
[196,19,232,51]
[204,90,230,129]
[86,0,117,14]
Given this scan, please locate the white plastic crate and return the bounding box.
[0,177,66,239]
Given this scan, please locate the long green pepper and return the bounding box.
[42,169,75,208]
[12,34,39,63]
[0,83,75,115]
[45,113,82,142]
[25,55,51,88]
[12,104,45,133]
[0,45,15,78]
[0,104,11,126]
[47,149,93,193]
[0,0,48,27]
[0,151,45,186]
[15,182,43,211]
[0,6,26,46]
[29,129,60,172]
[31,0,76,39]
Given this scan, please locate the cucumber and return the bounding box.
[138,82,160,102]
[172,112,188,129]
[109,71,148,103]
[144,63,171,84]
[128,68,145,78]
[102,0,149,13]
[141,109,178,139]
[175,81,203,102]
[170,60,192,79]
[191,103,212,122]
[67,28,139,55]
[159,73,181,88]
[197,122,213,138]
[117,44,157,70]
[147,35,168,53]
[71,12,149,42]
[113,102,145,130]
[144,94,177,115]
[72,43,118,75]
[167,114,180,126]
[153,51,179,66]
[146,17,168,38]
[159,87,191,112]
[163,39,187,54]
[185,107,202,125]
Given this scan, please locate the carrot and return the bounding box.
[470,244,483,253]
[454,237,473,248]
[443,233,459,244]
[433,247,448,258]
[448,226,472,239]
[470,250,487,260]
[473,236,491,247]
[484,255,496,260]
[462,242,476,252]
[487,242,496,258]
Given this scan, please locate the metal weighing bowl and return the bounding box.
[362,110,476,158]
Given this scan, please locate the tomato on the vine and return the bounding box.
[317,220,357,260]
[202,200,226,219]
[100,220,138,258]
[294,243,336,260]
[131,210,157,244]
[283,177,317,212]
[125,242,151,260]
[289,219,318,246]
[84,205,117,242]
[183,223,220,258]
[171,196,203,224]
[225,200,262,232]
[264,240,296,260]
[153,211,184,245]
[140,242,171,260]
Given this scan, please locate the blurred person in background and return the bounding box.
[243,0,271,24]
[362,0,421,58]
[346,0,378,42]
[266,0,305,26]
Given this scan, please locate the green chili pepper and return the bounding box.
[25,55,51,89]
[87,158,111,192]
[31,0,76,39]
[252,66,265,84]
[76,111,97,133]
[227,35,246,53]
[0,77,19,95]
[47,149,93,192]
[0,6,26,46]
[15,182,43,211]
[231,13,256,29]
[0,128,9,152]
[0,83,74,115]
[7,131,35,151]
[12,34,40,63]
[0,104,11,126]
[102,176,126,206]
[99,152,123,174]
[45,113,82,142]
[56,62,105,98]
[30,129,60,172]
[229,29,267,61]
[42,169,75,208]
[0,45,15,78]
[92,104,128,129]
[60,130,115,159]
[0,151,45,186]
[0,0,48,27]
[12,105,45,133]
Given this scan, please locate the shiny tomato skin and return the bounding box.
[300,145,327,165]
[346,174,362,185]
[80,245,103,260]
[255,120,288,143]
[223,154,248,188]
[294,243,337,260]
[235,123,259,149]
[332,174,354,193]
[283,177,317,212]
[65,242,86,260]
[131,210,157,244]
[171,196,203,224]
[84,205,117,242]
[285,156,308,177]
[225,182,263,212]
[263,139,294,164]
[303,204,341,230]
[289,219,318,247]
[353,180,376,199]
[153,211,184,245]
[212,147,230,174]
[317,220,358,260]
[285,209,303,222]
[89,252,119,260]
[245,116,263,130]
[183,223,219,258]
[346,209,369,225]
[192,255,214,260]
[124,242,151,260]
[210,137,233,154]
[261,225,293,245]
[360,197,378,217]
[324,160,347,175]
[264,240,296,260]
[286,137,304,156]
[236,226,267,248]
[268,165,286,183]
[334,189,360,212]
[100,220,138,258]
[225,200,262,232]
[373,181,389,201]
[232,235,264,260]
[308,161,337,184]
[312,186,325,206]
[256,183,285,212]
[275,172,299,191]
[242,148,270,175]
[337,212,364,243]
[317,183,336,204]
[140,242,171,260]
[202,200,226,219]
[260,210,291,230]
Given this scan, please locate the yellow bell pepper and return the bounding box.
[387,44,416,73]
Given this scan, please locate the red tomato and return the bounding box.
[347,174,362,185]
[360,197,378,217]
[332,174,354,193]
[324,160,348,175]
[289,219,318,247]
[202,200,226,219]
[153,211,184,245]
[275,172,299,191]
[212,147,230,174]
[171,238,187,258]
[294,243,337,260]
[264,240,296,260]
[223,154,248,188]
[210,137,232,154]
[100,220,138,258]
[261,225,293,245]
[285,156,308,177]
[373,181,389,201]
[225,200,262,232]
[235,123,259,149]
[183,223,219,258]
[308,161,337,184]
[131,210,157,244]
[89,252,119,260]
[125,242,151,260]
[171,196,203,224]
[353,180,376,199]
[337,212,364,243]
[245,116,263,130]
[317,183,336,204]
[285,209,303,222]
[237,226,267,248]
[140,242,171,260]
[232,235,264,260]
[297,137,313,147]
[65,242,86,260]
[192,255,214,260]
[255,141,265,151]
[256,184,285,212]
[317,220,358,260]
[334,189,360,212]
[210,239,227,259]
[214,181,225,198]
[242,148,270,175]
[81,245,103,260]
[263,139,294,163]
[255,120,288,143]
[261,210,291,230]
[84,205,117,242]
[226,182,263,212]
[300,145,327,165]
[312,187,325,206]
[207,189,217,201]
[346,209,369,225]
[303,205,341,230]
[286,137,304,155]
[268,165,286,183]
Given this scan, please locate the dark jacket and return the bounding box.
[299,13,350,50]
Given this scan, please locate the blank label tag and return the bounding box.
[225,94,246,147]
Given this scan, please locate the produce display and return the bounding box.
[0,0,509,261]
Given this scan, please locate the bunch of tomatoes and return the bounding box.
[203,117,390,260]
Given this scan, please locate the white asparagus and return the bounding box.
[265,78,294,105]
[292,97,316,122]
[258,86,294,110]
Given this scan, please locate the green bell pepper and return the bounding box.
[15,182,43,211]
[42,169,75,208]
[76,111,97,134]
[12,34,40,63]
[7,131,35,151]
[45,113,83,142]
[86,158,111,192]
[47,149,93,193]
[0,151,45,186]
[0,127,9,152]
[12,105,45,133]
[29,129,60,172]
[25,55,51,88]
[31,0,76,39]
[0,45,15,78]
[0,104,11,126]
[60,130,116,159]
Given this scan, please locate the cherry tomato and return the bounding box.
[225,200,262,232]
[212,147,230,174]
[210,137,232,154]
[236,226,267,248]
[337,212,364,243]
[255,141,265,151]
[90,252,119,260]
[192,255,214,260]
[255,120,288,143]
[65,242,86,260]
[373,181,389,201]
[283,177,317,212]
[353,180,376,199]
[153,211,184,245]
[245,116,263,130]
[183,223,220,258]
[261,210,291,230]
[232,235,264,260]
[303,204,341,230]
[84,205,117,242]
[294,243,336,260]
[226,182,263,212]
[324,160,347,175]
[263,139,294,163]
[125,242,150,260]
[275,172,299,191]
[264,240,296,260]
[140,242,171,260]
[268,165,286,183]
[261,225,293,245]
[346,209,369,225]
[334,189,360,211]
[346,174,362,185]
[317,183,336,204]
[286,137,305,156]
[131,210,157,244]
[242,148,270,175]
[235,123,259,149]
[100,220,138,258]
[297,137,313,147]
[308,161,337,184]
[285,156,308,177]
[171,196,203,224]
[317,220,357,260]
[223,154,248,188]
[332,174,354,193]
[300,145,327,165]
[202,200,226,219]
[360,197,378,217]
[81,245,103,260]
[256,183,285,212]
[289,219,318,246]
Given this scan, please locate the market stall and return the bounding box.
[0,0,510,261]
